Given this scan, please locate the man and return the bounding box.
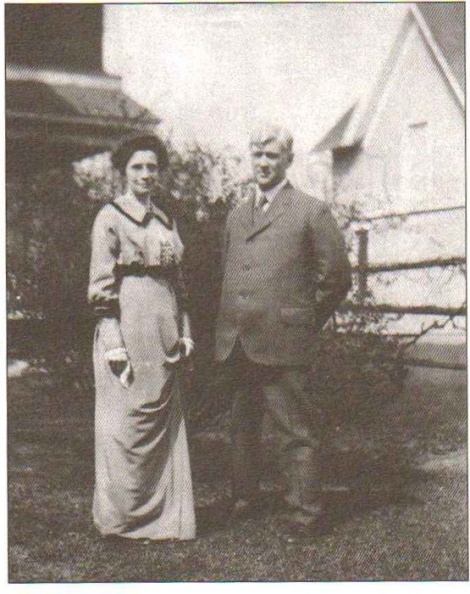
[215,124,352,542]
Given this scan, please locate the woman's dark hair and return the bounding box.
[111,134,170,175]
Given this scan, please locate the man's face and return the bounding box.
[250,139,293,190]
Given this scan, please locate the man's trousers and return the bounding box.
[225,341,324,525]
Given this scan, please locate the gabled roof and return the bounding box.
[417,2,465,93]
[313,104,358,153]
[313,3,464,153]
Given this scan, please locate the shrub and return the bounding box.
[314,329,407,427]
[7,144,407,431]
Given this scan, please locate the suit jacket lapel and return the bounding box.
[236,190,257,238]
[245,182,292,241]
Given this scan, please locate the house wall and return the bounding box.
[334,21,465,214]
[6,4,104,72]
[332,19,465,336]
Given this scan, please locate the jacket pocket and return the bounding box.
[280,307,316,326]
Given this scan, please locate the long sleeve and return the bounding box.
[88,207,120,316]
[88,207,126,351]
[310,203,352,330]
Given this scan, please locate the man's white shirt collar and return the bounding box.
[256,178,289,210]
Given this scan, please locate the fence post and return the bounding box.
[356,226,369,304]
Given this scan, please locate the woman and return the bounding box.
[88,135,196,542]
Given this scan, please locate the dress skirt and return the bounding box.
[93,275,196,540]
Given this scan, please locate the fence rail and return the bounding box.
[353,226,466,315]
[354,204,464,223]
[403,358,466,371]
[352,256,466,274]
[343,302,466,317]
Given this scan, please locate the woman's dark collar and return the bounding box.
[112,192,173,229]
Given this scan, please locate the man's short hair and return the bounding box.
[249,123,294,154]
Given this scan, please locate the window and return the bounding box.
[400,121,432,210]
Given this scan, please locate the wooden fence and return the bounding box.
[350,206,466,317]
[345,207,466,370]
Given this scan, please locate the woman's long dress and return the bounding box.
[88,192,195,540]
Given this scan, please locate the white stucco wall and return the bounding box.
[333,19,465,336]
[335,22,465,214]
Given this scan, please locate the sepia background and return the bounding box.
[6,2,467,583]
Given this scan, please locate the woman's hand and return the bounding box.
[105,347,133,388]
[164,338,195,366]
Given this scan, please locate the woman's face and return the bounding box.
[125,150,159,199]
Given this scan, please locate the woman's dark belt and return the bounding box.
[116,263,177,279]
[93,263,183,318]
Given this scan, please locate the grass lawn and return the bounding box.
[7,366,468,582]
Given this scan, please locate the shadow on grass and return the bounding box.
[188,429,420,537]
[195,491,286,537]
[7,366,468,581]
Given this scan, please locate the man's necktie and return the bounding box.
[253,193,268,224]
[257,194,268,211]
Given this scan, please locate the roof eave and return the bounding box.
[6,63,122,91]
[312,103,362,152]
[411,4,464,109]
[6,109,160,130]
[331,140,363,153]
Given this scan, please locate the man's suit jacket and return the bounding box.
[215,182,352,366]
